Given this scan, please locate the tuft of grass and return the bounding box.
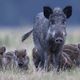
[0,68,80,80]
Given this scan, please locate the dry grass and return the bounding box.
[0,26,80,80]
[0,68,80,80]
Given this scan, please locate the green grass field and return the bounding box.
[0,26,80,80]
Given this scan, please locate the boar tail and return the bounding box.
[22,29,33,42]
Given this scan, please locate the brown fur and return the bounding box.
[63,44,80,64]
[57,52,73,71]
[78,43,80,50]
[32,47,74,71]
[32,48,38,59]
[32,48,41,69]
[2,51,15,69]
[0,46,6,69]
[14,49,29,70]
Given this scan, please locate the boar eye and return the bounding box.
[62,19,66,24]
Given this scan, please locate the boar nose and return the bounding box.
[18,62,23,67]
[55,37,63,44]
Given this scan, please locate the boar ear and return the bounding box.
[0,47,6,55]
[43,6,53,19]
[63,6,72,18]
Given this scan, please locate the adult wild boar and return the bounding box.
[22,6,72,70]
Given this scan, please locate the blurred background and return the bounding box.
[0,0,80,27]
[0,0,79,52]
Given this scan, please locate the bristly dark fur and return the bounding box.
[22,6,72,71]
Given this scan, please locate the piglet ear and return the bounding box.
[78,44,80,49]
[43,6,53,19]
[0,47,6,55]
[63,6,72,18]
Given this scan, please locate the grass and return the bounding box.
[0,68,80,80]
[0,26,80,80]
